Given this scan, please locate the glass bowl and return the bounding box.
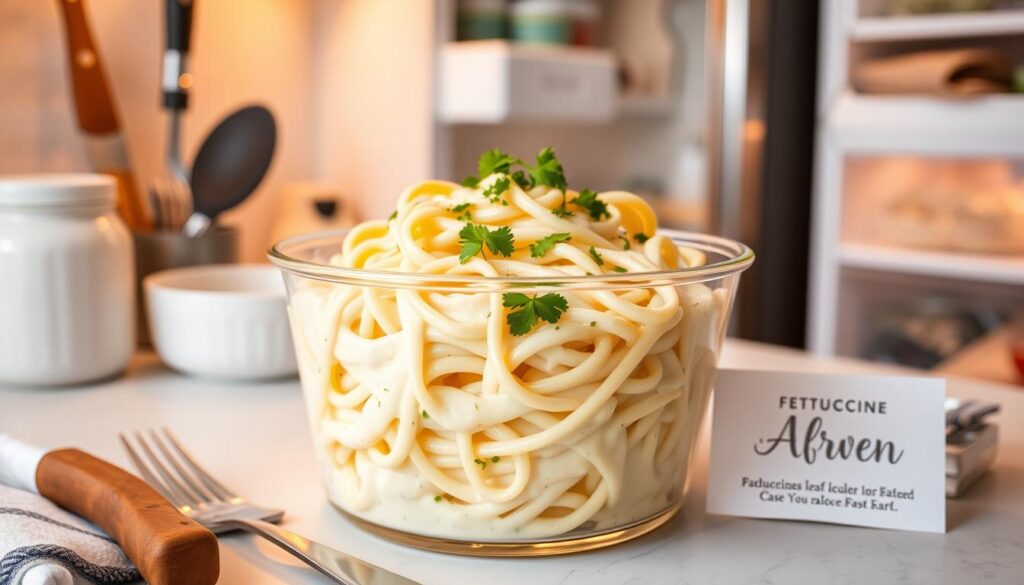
[270,228,753,556]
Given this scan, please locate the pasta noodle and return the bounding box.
[286,172,732,540]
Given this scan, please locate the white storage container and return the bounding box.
[439,40,616,123]
[0,175,135,386]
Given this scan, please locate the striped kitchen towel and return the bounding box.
[0,484,138,585]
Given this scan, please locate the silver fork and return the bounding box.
[120,428,419,585]
[148,116,193,229]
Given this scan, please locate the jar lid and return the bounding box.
[0,174,116,208]
[511,0,571,17]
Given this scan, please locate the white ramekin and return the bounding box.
[144,264,297,381]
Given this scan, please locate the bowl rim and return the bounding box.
[268,228,754,292]
[143,263,286,299]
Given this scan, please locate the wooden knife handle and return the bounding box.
[55,0,119,134]
[36,449,219,585]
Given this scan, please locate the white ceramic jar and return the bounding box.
[0,175,135,386]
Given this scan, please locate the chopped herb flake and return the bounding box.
[588,246,604,266]
[482,175,510,203]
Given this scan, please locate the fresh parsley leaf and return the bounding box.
[458,223,487,264]
[502,292,531,308]
[528,147,567,191]
[434,495,442,503]
[458,223,515,264]
[502,292,568,336]
[451,203,471,212]
[482,175,511,204]
[421,409,429,419]
[461,175,479,187]
[620,235,631,250]
[529,233,571,258]
[634,232,650,244]
[612,266,628,273]
[571,189,610,221]
[588,246,604,266]
[491,456,500,463]
[478,149,520,178]
[511,170,530,189]
[388,210,398,221]
[474,457,488,470]
[487,226,515,257]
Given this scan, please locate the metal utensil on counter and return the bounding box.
[0,435,219,585]
[150,0,195,229]
[183,105,276,237]
[120,428,420,585]
[54,0,152,230]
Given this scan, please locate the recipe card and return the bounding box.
[707,369,946,533]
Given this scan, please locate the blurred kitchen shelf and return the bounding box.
[937,326,1022,387]
[438,40,616,124]
[618,95,676,118]
[839,242,1024,286]
[829,93,1024,156]
[851,10,1024,42]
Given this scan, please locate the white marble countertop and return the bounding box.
[3,339,1023,585]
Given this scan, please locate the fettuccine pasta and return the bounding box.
[287,157,733,540]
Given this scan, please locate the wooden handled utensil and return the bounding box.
[54,0,152,230]
[0,436,218,585]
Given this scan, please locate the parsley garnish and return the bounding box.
[529,233,571,258]
[458,223,515,264]
[588,246,604,266]
[388,210,398,221]
[474,457,488,470]
[511,170,530,189]
[482,175,511,205]
[491,456,500,463]
[552,202,574,218]
[421,409,429,419]
[527,147,567,191]
[590,321,597,327]
[502,292,568,336]
[450,202,473,221]
[434,495,442,503]
[461,175,479,187]
[620,235,631,250]
[612,266,628,273]
[634,233,650,244]
[572,189,610,221]
[478,149,519,177]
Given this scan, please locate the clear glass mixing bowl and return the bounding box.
[270,229,753,556]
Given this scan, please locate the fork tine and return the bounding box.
[119,433,182,507]
[132,431,204,508]
[160,427,239,501]
[148,429,221,503]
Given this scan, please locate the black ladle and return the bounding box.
[183,105,276,237]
